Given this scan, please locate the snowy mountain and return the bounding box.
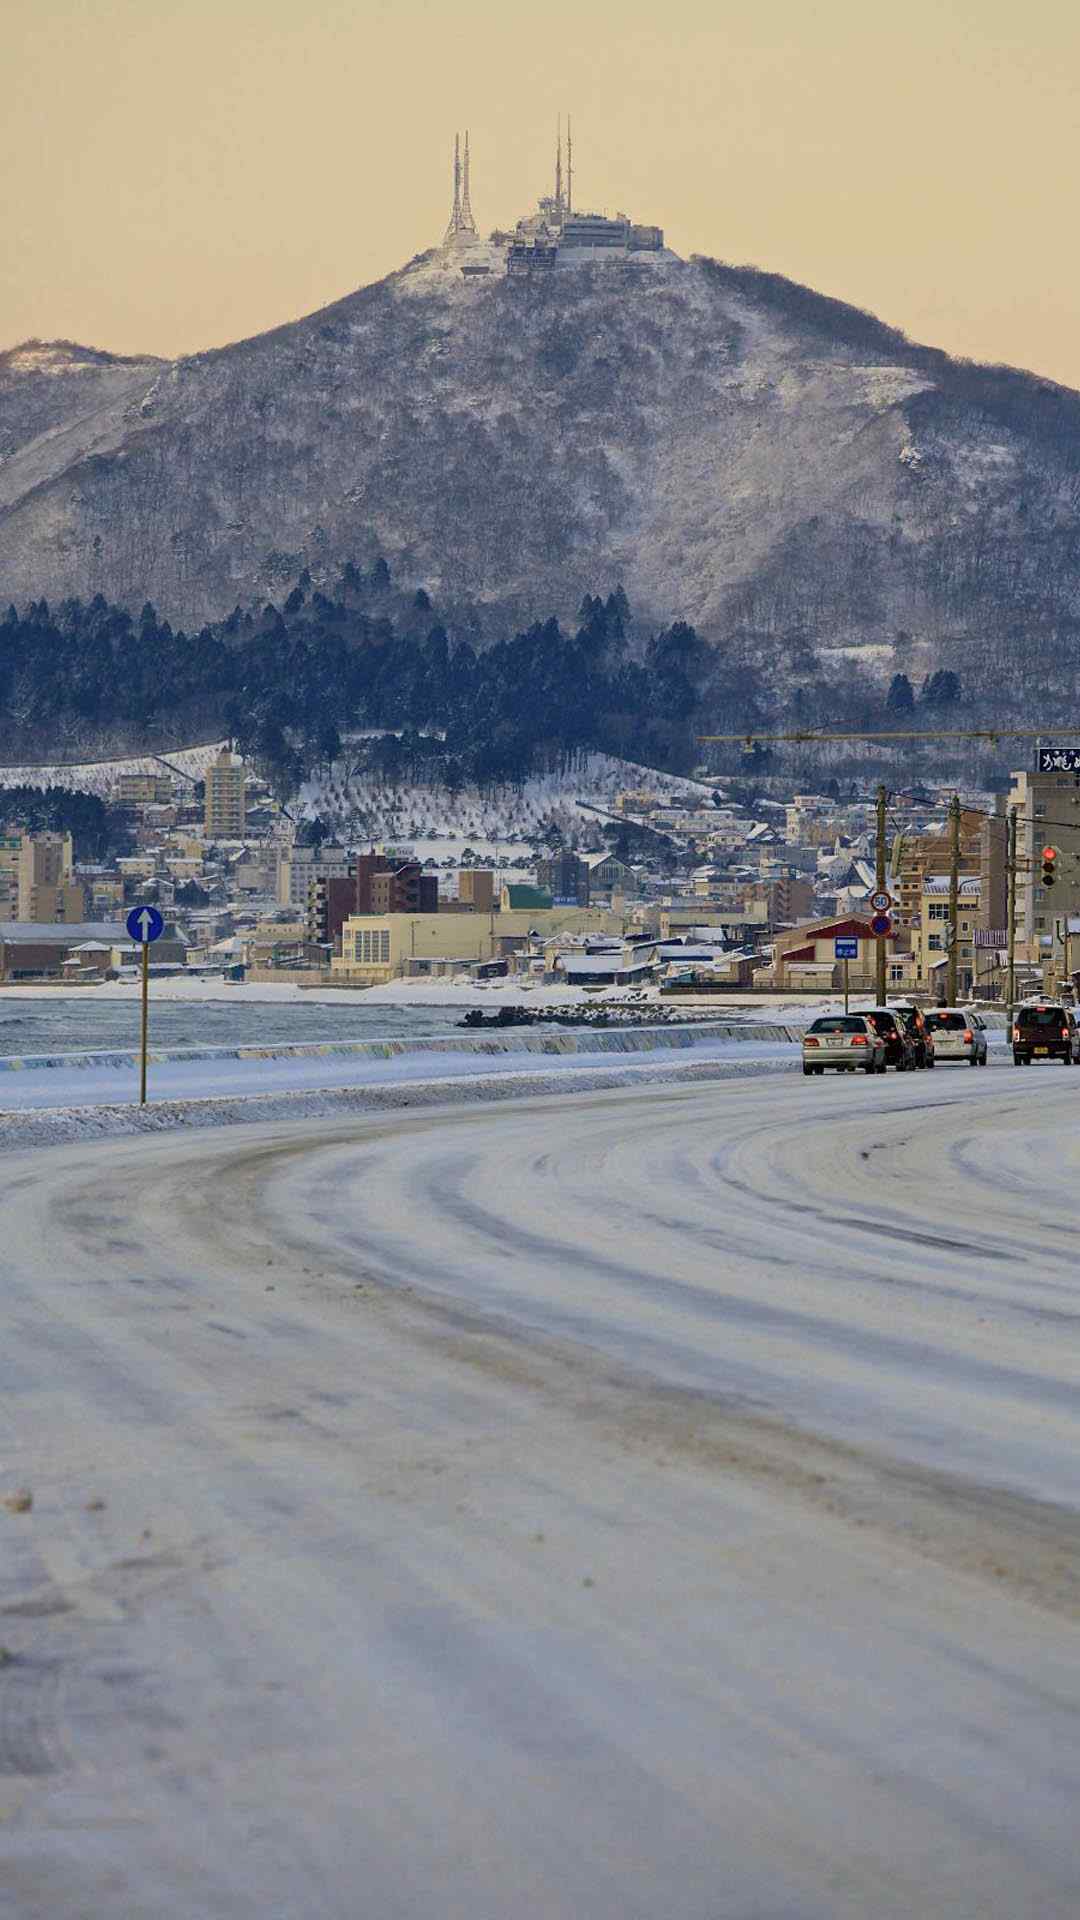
[4,248,1080,696]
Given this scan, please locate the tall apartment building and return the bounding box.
[204,749,246,839]
[0,832,20,917]
[894,807,1006,935]
[16,832,86,923]
[1008,767,1080,963]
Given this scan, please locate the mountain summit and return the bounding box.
[3,244,1080,697]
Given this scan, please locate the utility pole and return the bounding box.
[947,793,961,1005]
[875,784,887,1005]
[999,810,1006,1021]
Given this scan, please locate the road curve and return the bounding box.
[2,1068,1079,1918]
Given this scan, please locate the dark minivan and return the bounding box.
[1012,1003,1080,1065]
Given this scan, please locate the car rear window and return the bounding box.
[925,1012,967,1031]
[808,1017,867,1034]
[1017,1006,1065,1027]
[865,1013,897,1033]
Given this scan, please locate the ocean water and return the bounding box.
[0,996,469,1058]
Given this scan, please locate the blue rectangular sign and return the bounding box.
[834,936,859,960]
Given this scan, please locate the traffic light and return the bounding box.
[1042,845,1059,888]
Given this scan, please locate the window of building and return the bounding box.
[928,934,943,951]
[927,902,949,921]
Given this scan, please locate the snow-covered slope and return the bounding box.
[298,750,717,849]
[4,250,1080,692]
[0,739,225,797]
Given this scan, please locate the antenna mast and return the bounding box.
[555,115,563,217]
[566,114,572,214]
[443,130,477,246]
[460,129,477,232]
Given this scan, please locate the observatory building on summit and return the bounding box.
[438,121,667,276]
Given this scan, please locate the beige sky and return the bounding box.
[4,0,1079,383]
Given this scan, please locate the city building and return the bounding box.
[204,749,247,839]
[535,851,589,906]
[307,875,358,951]
[117,772,174,807]
[456,869,496,912]
[17,832,85,923]
[0,832,20,916]
[582,852,640,900]
[771,916,912,992]
[335,906,623,984]
[893,807,1006,937]
[1008,767,1080,965]
[500,883,553,911]
[910,876,983,997]
[355,852,438,915]
[277,843,352,910]
[0,920,126,982]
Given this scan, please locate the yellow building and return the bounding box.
[16,832,86,923]
[911,875,983,997]
[0,832,20,916]
[334,907,624,983]
[204,749,246,839]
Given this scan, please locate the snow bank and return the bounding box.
[0,1020,801,1076]
[0,1049,794,1154]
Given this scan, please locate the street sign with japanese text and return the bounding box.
[834,936,858,960]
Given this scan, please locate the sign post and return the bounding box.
[126,905,164,1104]
[834,935,858,1013]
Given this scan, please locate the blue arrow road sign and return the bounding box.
[126,904,164,944]
[834,936,858,960]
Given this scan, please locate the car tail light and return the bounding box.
[963,1030,973,1044]
[1063,1029,1070,1041]
[851,1034,867,1046]
[804,1036,819,1047]
[1013,1028,1021,1042]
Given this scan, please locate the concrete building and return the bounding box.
[457,869,497,912]
[277,843,352,910]
[307,875,357,951]
[204,749,246,839]
[1008,768,1080,964]
[335,906,623,984]
[117,772,173,806]
[911,876,983,998]
[0,832,20,916]
[894,807,1006,936]
[582,853,640,900]
[0,921,125,982]
[17,833,85,923]
[535,851,589,906]
[501,883,553,912]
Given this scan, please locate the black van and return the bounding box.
[1012,1003,1080,1065]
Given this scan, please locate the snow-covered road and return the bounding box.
[2,1070,1079,1917]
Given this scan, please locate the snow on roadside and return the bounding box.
[0,1051,794,1155]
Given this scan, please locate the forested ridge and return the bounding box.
[0,556,976,794]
